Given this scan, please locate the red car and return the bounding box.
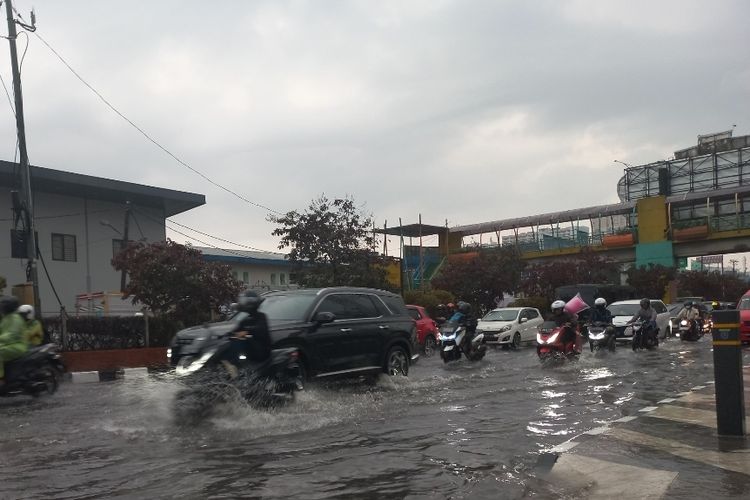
[406,305,439,356]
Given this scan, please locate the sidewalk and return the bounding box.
[538,366,750,499]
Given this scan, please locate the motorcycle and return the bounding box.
[170,332,303,424]
[630,320,659,351]
[585,322,616,353]
[438,321,486,363]
[678,318,704,342]
[0,343,64,398]
[536,321,581,363]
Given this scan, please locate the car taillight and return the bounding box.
[289,350,299,361]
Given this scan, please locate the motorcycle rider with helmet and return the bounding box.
[17,304,43,347]
[548,299,578,353]
[676,300,701,337]
[449,301,479,351]
[628,298,658,341]
[586,298,616,349]
[0,296,27,388]
[221,290,271,378]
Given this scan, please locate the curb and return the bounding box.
[68,367,150,383]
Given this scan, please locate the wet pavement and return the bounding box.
[1,339,748,499]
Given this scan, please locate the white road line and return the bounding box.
[614,416,639,423]
[609,427,750,476]
[584,426,610,436]
[551,441,580,453]
[658,398,677,404]
[691,385,707,390]
[639,406,659,413]
[645,405,717,429]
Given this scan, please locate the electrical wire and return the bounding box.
[131,206,280,257]
[32,30,282,216]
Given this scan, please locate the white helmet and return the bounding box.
[17,304,34,320]
[595,298,607,307]
[551,300,566,312]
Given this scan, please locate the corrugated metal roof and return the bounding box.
[195,246,291,266]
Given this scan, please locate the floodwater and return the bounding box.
[0,339,742,499]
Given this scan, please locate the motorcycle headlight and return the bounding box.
[473,333,484,343]
[680,320,688,326]
[166,348,172,359]
[175,348,216,376]
[548,332,559,344]
[536,333,544,344]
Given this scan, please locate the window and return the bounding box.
[651,301,667,314]
[408,308,421,320]
[318,294,380,320]
[242,271,249,284]
[271,273,277,285]
[112,239,134,258]
[51,233,77,262]
[280,273,286,285]
[232,271,238,280]
[380,294,409,316]
[527,309,539,319]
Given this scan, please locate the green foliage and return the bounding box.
[111,239,242,327]
[626,264,677,300]
[431,247,525,313]
[520,248,621,301]
[45,315,180,351]
[403,289,454,317]
[268,195,390,289]
[677,270,749,302]
[508,296,550,314]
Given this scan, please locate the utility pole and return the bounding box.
[5,1,40,312]
[120,201,131,293]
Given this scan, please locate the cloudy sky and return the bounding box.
[2,0,749,253]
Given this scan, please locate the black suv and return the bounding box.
[169,287,418,380]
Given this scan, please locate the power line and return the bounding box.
[131,206,280,257]
[32,30,283,215]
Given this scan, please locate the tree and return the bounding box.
[269,195,390,289]
[625,264,676,300]
[520,249,621,301]
[111,239,242,326]
[431,247,525,313]
[677,270,748,302]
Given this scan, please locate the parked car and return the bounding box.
[476,307,544,349]
[609,299,672,341]
[406,305,439,357]
[170,287,419,381]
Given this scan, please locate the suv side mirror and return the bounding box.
[314,311,336,324]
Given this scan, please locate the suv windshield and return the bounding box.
[608,303,640,317]
[258,293,317,323]
[482,309,519,321]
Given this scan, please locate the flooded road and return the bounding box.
[0,339,742,499]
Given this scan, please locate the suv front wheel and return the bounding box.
[384,346,409,376]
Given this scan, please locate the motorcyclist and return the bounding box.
[435,304,449,326]
[221,290,272,378]
[17,304,43,347]
[628,298,658,338]
[548,299,578,353]
[677,300,701,334]
[449,301,478,349]
[0,296,27,388]
[586,298,616,346]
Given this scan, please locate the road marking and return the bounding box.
[639,406,658,413]
[548,453,677,499]
[614,416,638,423]
[677,392,692,396]
[585,426,610,436]
[691,385,707,390]
[657,398,676,404]
[551,441,580,453]
[608,427,750,476]
[646,404,717,429]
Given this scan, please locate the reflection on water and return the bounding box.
[0,340,738,499]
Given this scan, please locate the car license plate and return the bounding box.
[443,345,454,351]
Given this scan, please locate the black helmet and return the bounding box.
[0,295,20,315]
[457,301,471,314]
[237,290,264,313]
[640,298,650,309]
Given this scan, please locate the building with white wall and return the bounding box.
[1,160,205,316]
[196,247,296,291]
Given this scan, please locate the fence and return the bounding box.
[44,315,180,352]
